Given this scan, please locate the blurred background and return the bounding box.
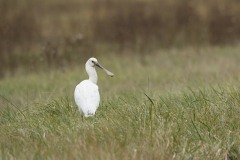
[1,0,240,78]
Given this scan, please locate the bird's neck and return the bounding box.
[86,65,98,84]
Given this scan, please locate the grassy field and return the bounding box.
[1,47,240,159]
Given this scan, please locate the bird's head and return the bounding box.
[86,57,114,77]
[87,57,98,67]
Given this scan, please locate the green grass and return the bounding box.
[1,47,240,159]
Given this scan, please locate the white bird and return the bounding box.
[74,57,114,117]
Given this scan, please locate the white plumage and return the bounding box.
[74,57,114,117]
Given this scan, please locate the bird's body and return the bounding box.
[74,80,100,117]
[74,57,113,117]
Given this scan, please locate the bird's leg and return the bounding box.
[81,114,84,121]
[95,112,97,118]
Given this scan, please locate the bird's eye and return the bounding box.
[92,60,94,63]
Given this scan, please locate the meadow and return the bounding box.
[1,0,240,159]
[1,46,240,159]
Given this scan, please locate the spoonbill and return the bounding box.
[74,57,114,117]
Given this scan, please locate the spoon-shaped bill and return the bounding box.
[95,62,114,77]
[103,68,114,77]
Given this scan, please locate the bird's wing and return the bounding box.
[74,80,100,115]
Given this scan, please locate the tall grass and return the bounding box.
[0,47,240,159]
[1,87,240,159]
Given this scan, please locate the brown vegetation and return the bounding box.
[0,0,240,76]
